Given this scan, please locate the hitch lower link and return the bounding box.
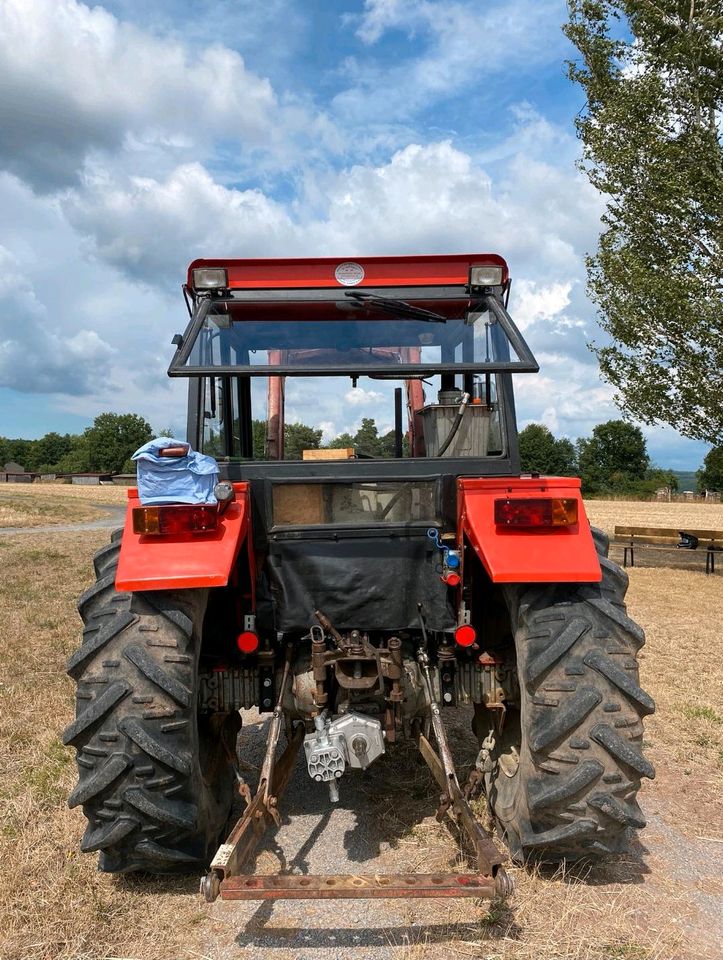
[200,647,512,903]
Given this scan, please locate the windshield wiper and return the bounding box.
[344,291,447,323]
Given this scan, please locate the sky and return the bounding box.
[0,0,710,470]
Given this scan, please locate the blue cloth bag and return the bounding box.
[131,437,219,505]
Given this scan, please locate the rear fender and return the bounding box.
[115,482,252,593]
[457,477,601,583]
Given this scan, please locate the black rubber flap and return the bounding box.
[267,534,454,633]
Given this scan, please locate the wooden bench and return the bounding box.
[613,526,723,574]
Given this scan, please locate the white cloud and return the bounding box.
[0,0,320,189]
[65,163,294,285]
[344,386,384,405]
[0,245,116,394]
[339,0,567,121]
[513,280,574,330]
[67,130,602,294]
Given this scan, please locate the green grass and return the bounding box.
[683,704,722,724]
[22,738,73,810]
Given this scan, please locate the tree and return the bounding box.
[697,446,723,492]
[33,432,73,472]
[577,420,650,493]
[518,424,577,475]
[283,422,322,460]
[564,2,723,444]
[353,418,382,457]
[250,419,267,459]
[82,413,153,474]
[327,432,356,450]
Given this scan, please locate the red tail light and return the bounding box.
[455,624,477,647]
[236,631,260,654]
[494,497,578,528]
[441,572,461,587]
[132,504,218,535]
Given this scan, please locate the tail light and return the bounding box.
[236,631,260,654]
[494,497,578,528]
[455,624,477,647]
[441,572,461,587]
[133,504,218,535]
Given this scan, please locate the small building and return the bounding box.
[1,461,38,483]
[59,472,114,485]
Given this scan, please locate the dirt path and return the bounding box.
[202,711,723,960]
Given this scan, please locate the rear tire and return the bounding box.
[64,532,238,873]
[482,529,655,861]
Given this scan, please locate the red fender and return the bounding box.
[115,483,251,592]
[457,477,601,583]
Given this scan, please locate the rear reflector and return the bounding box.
[442,572,461,588]
[236,631,260,654]
[494,497,578,528]
[133,504,218,535]
[455,624,477,647]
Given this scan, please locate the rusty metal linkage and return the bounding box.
[417,649,513,899]
[220,872,499,900]
[201,639,513,903]
[201,647,301,903]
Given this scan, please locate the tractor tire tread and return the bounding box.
[65,535,233,873]
[489,543,655,862]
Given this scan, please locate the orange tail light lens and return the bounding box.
[132,504,218,535]
[494,497,578,528]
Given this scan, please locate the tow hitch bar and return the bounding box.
[201,648,512,903]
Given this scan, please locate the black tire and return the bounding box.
[63,532,238,873]
[482,528,655,862]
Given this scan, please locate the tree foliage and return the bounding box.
[79,413,153,474]
[284,422,323,460]
[697,445,723,492]
[518,424,577,475]
[564,1,723,443]
[577,419,650,492]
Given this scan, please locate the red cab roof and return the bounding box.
[187,253,508,291]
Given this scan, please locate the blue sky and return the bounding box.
[0,0,710,470]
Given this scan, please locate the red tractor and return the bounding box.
[64,254,654,903]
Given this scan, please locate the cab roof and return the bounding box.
[186,253,509,292]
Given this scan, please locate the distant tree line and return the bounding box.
[4,412,720,495]
[251,417,408,461]
[519,420,682,496]
[0,413,154,476]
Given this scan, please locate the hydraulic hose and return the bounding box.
[436,392,470,457]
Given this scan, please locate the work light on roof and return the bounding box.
[192,267,228,290]
[469,265,503,287]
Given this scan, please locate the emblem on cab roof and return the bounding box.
[334,261,364,286]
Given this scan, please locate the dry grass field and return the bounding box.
[0,483,126,528]
[0,490,721,960]
[584,498,723,538]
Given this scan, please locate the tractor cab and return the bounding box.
[170,253,538,470]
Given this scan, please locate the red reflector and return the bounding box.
[442,572,461,587]
[132,504,218,535]
[236,631,259,654]
[493,497,578,528]
[455,624,477,647]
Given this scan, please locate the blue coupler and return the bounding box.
[131,437,219,505]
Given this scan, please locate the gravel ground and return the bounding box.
[205,709,489,960]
